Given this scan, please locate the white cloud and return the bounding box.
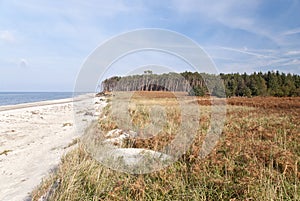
[282,28,300,35]
[275,58,300,66]
[213,46,276,58]
[204,43,300,74]
[0,30,15,43]
[19,58,29,68]
[285,50,300,56]
[171,0,282,45]
[12,1,139,20]
[171,0,259,30]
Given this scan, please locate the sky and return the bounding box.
[0,0,300,91]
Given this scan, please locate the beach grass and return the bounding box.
[31,92,300,200]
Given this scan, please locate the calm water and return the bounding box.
[0,92,74,106]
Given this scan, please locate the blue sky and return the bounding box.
[0,0,300,91]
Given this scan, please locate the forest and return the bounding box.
[101,70,300,97]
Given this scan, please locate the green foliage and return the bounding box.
[222,71,300,97]
[144,70,153,74]
[101,71,300,97]
[212,84,226,98]
[189,86,205,96]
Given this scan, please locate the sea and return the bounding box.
[0,92,75,106]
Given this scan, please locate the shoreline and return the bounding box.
[0,94,105,201]
[0,98,74,112]
[0,93,95,112]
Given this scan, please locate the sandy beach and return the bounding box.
[0,96,106,201]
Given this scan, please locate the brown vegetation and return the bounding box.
[32,92,300,200]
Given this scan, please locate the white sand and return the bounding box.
[0,96,105,201]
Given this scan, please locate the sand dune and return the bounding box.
[0,96,106,201]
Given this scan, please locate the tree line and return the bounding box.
[101,70,300,97]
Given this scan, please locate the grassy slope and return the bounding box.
[32,92,300,200]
